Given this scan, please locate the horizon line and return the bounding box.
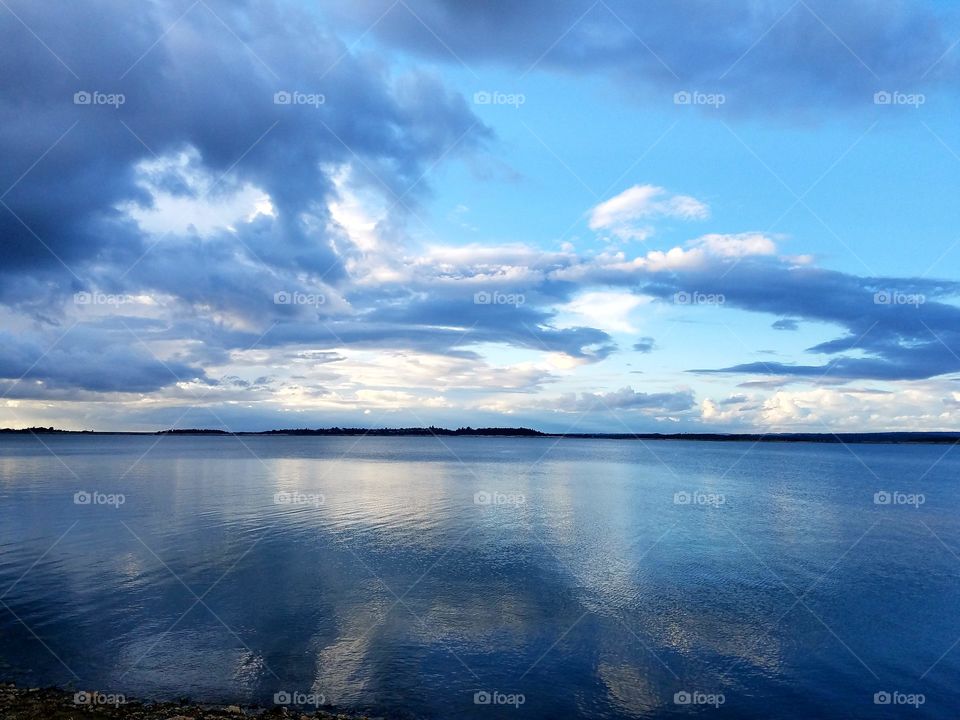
[3,426,960,444]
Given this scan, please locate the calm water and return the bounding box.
[0,435,957,718]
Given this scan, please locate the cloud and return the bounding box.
[559,291,647,334]
[504,234,960,384]
[694,384,960,432]
[589,184,709,240]
[1,0,958,434]
[2,3,957,433]
[11,213,960,402]
[0,0,489,302]
[755,384,960,430]
[691,233,776,258]
[633,337,656,353]
[318,350,556,393]
[541,387,696,414]
[324,0,959,117]
[659,261,960,381]
[0,325,205,394]
[0,0,499,395]
[401,236,960,384]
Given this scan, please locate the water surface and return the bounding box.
[0,435,957,718]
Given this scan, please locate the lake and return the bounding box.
[0,434,957,718]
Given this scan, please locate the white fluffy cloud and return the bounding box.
[558,291,648,334]
[589,184,709,240]
[691,233,777,258]
[697,384,960,432]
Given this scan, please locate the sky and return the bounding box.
[2,0,960,433]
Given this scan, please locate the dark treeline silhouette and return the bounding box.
[169,426,547,437]
[2,426,960,443]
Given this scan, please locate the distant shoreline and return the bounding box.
[2,426,959,444]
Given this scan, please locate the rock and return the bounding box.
[225,706,243,714]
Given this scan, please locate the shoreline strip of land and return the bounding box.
[1,426,959,444]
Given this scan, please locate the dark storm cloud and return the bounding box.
[0,0,490,393]
[0,326,204,393]
[0,0,487,288]
[324,0,958,114]
[633,259,960,381]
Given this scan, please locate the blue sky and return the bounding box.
[2,0,960,432]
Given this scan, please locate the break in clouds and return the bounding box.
[2,0,960,432]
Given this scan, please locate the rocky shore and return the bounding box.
[0,685,366,720]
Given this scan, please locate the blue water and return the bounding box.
[0,435,957,718]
